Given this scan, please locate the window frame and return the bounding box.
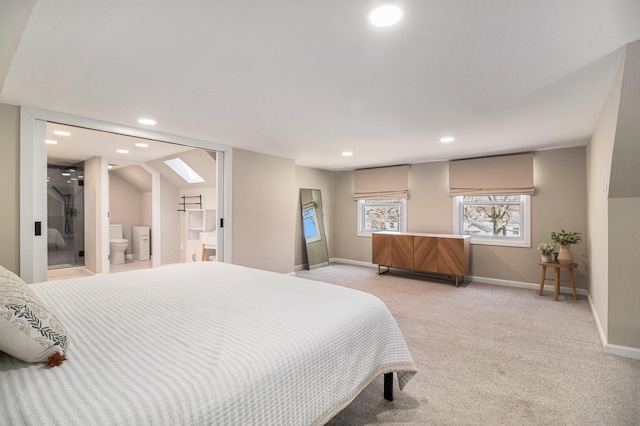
[453,195,531,247]
[357,198,407,237]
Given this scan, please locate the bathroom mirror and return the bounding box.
[300,188,329,270]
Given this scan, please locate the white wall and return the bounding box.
[232,149,296,274]
[0,104,20,273]
[586,53,623,343]
[84,156,106,273]
[605,41,640,352]
[161,176,180,264]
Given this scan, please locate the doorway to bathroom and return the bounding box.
[20,108,231,284]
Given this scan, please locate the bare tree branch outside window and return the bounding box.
[361,199,403,232]
[461,196,521,237]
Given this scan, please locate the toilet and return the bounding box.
[109,224,129,265]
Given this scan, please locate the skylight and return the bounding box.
[164,158,205,184]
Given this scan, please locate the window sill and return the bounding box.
[468,237,530,248]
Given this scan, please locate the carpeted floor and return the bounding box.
[295,264,640,425]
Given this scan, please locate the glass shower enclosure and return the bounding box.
[47,164,85,269]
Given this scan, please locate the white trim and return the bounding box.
[587,295,640,360]
[453,195,531,248]
[605,344,640,360]
[19,107,233,282]
[357,199,407,237]
[468,274,589,296]
[327,262,590,296]
[587,294,608,351]
[217,149,232,263]
[19,112,48,283]
[330,258,378,269]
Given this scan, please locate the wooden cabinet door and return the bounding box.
[438,238,466,275]
[391,235,414,270]
[372,233,392,266]
[413,236,438,273]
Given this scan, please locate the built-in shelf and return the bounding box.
[186,209,216,262]
[178,195,202,212]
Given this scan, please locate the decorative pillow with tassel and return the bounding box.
[0,265,69,367]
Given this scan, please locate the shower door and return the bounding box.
[47,164,85,269]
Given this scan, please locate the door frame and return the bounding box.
[20,106,233,283]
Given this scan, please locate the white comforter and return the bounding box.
[0,262,416,425]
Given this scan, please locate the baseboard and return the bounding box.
[586,295,640,360]
[468,275,589,296]
[605,343,640,360]
[329,258,377,268]
[296,259,373,272]
[587,294,608,352]
[328,262,588,296]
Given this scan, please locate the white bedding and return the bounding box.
[0,262,416,425]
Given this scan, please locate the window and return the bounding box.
[357,199,407,237]
[302,207,322,243]
[453,195,530,247]
[164,158,205,183]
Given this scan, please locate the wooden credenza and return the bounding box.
[372,232,471,286]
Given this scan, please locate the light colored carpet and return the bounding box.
[295,264,640,425]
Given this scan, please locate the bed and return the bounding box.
[0,262,416,425]
[47,228,66,250]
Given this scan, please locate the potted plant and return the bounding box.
[549,230,582,264]
[537,243,555,263]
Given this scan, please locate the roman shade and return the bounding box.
[449,153,535,196]
[354,165,410,199]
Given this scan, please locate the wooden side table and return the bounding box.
[538,261,578,301]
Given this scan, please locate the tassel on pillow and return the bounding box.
[46,352,67,368]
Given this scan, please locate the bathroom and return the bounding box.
[108,164,153,272]
[46,123,218,280]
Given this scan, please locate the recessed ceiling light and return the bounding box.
[61,172,71,176]
[369,5,403,27]
[135,143,149,148]
[45,139,58,145]
[342,151,353,157]
[440,137,455,143]
[53,130,71,136]
[138,118,156,126]
[117,149,129,154]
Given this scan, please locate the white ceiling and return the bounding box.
[2,1,640,170]
[46,123,192,167]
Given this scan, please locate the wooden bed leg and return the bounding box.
[384,373,394,401]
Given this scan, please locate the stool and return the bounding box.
[538,261,578,301]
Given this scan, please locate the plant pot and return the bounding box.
[540,254,553,263]
[557,245,573,264]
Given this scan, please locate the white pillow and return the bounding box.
[0,265,69,365]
